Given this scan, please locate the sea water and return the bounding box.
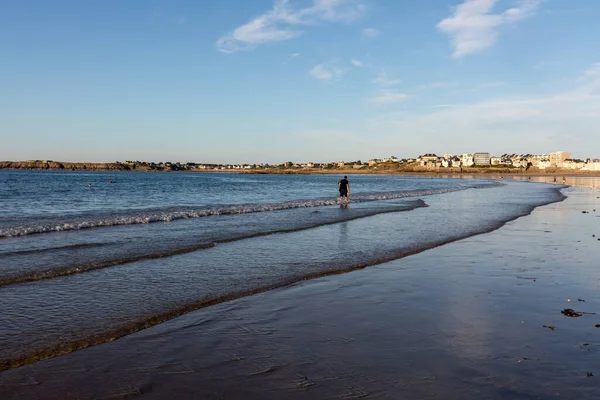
[0,171,564,369]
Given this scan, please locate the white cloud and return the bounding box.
[373,71,402,86]
[351,59,363,67]
[430,104,460,108]
[452,81,507,93]
[581,63,600,81]
[310,64,333,80]
[372,64,600,156]
[309,63,344,81]
[291,52,300,58]
[367,90,409,104]
[437,0,541,58]
[362,28,382,38]
[217,0,366,53]
[419,81,460,89]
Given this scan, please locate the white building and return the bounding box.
[537,159,551,169]
[473,152,491,166]
[549,151,571,167]
[561,159,585,169]
[512,158,528,168]
[441,158,454,168]
[583,160,600,171]
[419,154,440,167]
[461,154,474,167]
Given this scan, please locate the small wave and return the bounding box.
[0,183,501,238]
[0,200,428,286]
[0,242,113,257]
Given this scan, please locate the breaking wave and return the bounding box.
[0,183,503,238]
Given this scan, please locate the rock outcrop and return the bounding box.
[0,160,202,172]
[1,161,135,171]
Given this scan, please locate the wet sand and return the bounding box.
[2,186,600,399]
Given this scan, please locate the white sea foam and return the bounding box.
[0,184,501,238]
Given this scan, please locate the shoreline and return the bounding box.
[1,185,599,399]
[2,160,600,177]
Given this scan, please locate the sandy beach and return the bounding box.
[1,180,599,399]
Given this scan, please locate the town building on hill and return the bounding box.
[473,152,491,166]
[561,158,586,169]
[535,159,551,169]
[418,154,440,167]
[549,151,570,167]
[461,154,474,167]
[583,159,600,171]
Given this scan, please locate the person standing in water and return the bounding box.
[338,176,350,203]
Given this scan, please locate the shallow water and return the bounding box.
[0,172,564,370]
[1,185,599,399]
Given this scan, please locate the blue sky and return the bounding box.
[1,0,599,163]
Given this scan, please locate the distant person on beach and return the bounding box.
[562,177,566,184]
[553,176,557,184]
[338,176,350,203]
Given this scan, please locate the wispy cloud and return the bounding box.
[430,104,461,108]
[373,71,402,86]
[372,64,600,156]
[452,81,507,93]
[282,52,301,65]
[477,81,506,89]
[581,63,600,81]
[351,59,363,67]
[419,81,460,89]
[367,90,409,104]
[437,0,542,58]
[362,28,382,38]
[217,0,366,53]
[309,62,344,81]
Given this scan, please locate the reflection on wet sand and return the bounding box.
[515,175,600,189]
[1,187,599,399]
[450,174,600,189]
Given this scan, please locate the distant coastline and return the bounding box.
[2,160,600,176]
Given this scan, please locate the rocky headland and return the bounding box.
[0,160,187,172]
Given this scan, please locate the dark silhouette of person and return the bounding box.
[338,176,350,203]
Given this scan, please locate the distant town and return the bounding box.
[126,151,598,172]
[1,151,599,173]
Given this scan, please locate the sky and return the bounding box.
[1,0,599,164]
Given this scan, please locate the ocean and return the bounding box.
[0,170,565,370]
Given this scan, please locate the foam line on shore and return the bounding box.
[0,183,502,238]
[0,200,428,286]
